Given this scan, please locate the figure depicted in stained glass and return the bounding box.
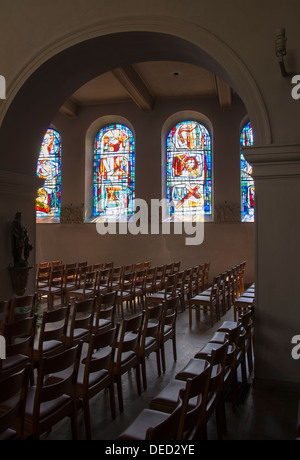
[93,124,135,220]
[166,121,212,221]
[240,122,254,222]
[36,128,61,222]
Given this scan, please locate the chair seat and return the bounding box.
[25,386,71,422]
[218,321,238,332]
[38,286,62,294]
[2,354,29,372]
[117,408,170,440]
[175,358,207,381]
[0,428,17,440]
[33,340,64,362]
[93,318,111,328]
[150,379,185,413]
[189,295,215,305]
[76,363,110,387]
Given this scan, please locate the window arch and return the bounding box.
[36,128,61,223]
[166,120,212,221]
[240,121,254,222]
[93,123,135,220]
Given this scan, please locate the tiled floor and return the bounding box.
[38,301,299,441]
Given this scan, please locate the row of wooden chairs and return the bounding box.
[188,261,247,328]
[35,261,210,319]
[0,294,180,440]
[118,306,255,440]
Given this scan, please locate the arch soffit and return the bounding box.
[0,15,271,146]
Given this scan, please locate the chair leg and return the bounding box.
[161,343,166,373]
[141,357,147,390]
[156,349,161,377]
[83,399,92,440]
[109,382,116,420]
[172,336,177,362]
[116,376,124,413]
[136,362,141,395]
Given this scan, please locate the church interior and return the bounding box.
[0,0,300,441]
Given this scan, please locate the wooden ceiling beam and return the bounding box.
[112,65,154,111]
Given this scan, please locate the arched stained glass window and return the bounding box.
[36,128,61,223]
[93,124,135,220]
[240,122,254,222]
[166,121,212,221]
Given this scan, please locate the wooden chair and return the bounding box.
[116,271,134,318]
[23,343,82,440]
[63,266,79,303]
[37,265,64,309]
[149,360,211,422]
[203,262,210,290]
[188,275,220,328]
[104,261,114,269]
[139,302,163,390]
[35,265,51,297]
[91,291,116,334]
[32,305,70,369]
[110,266,123,292]
[64,298,94,348]
[0,366,30,440]
[77,261,88,269]
[8,295,36,324]
[153,265,166,292]
[92,263,104,272]
[113,314,143,413]
[159,296,179,373]
[95,267,112,298]
[143,261,151,269]
[173,261,181,273]
[176,340,229,440]
[147,273,178,307]
[175,270,186,312]
[0,315,37,381]
[66,270,97,304]
[144,266,157,296]
[117,398,183,440]
[76,328,116,440]
[132,269,147,312]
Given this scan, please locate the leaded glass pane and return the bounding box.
[93,124,135,220]
[240,122,254,222]
[36,128,61,223]
[166,121,212,221]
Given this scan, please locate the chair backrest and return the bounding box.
[145,399,183,440]
[32,344,82,431]
[134,269,146,289]
[104,261,114,269]
[37,305,70,356]
[82,328,116,388]
[82,271,97,293]
[0,366,30,439]
[165,262,174,276]
[8,295,36,324]
[208,340,229,393]
[49,266,64,288]
[177,363,212,440]
[64,267,78,286]
[36,265,50,286]
[165,273,178,298]
[3,315,37,359]
[110,266,123,285]
[173,261,181,273]
[92,263,104,271]
[94,291,117,327]
[140,303,163,351]
[143,261,151,269]
[68,298,95,344]
[96,267,111,291]
[120,271,134,293]
[115,314,143,366]
[160,296,179,337]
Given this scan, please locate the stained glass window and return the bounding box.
[240,122,254,222]
[166,121,212,221]
[93,124,135,220]
[36,128,61,223]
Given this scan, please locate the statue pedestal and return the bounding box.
[8,265,33,296]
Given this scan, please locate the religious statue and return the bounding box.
[11,212,33,267]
